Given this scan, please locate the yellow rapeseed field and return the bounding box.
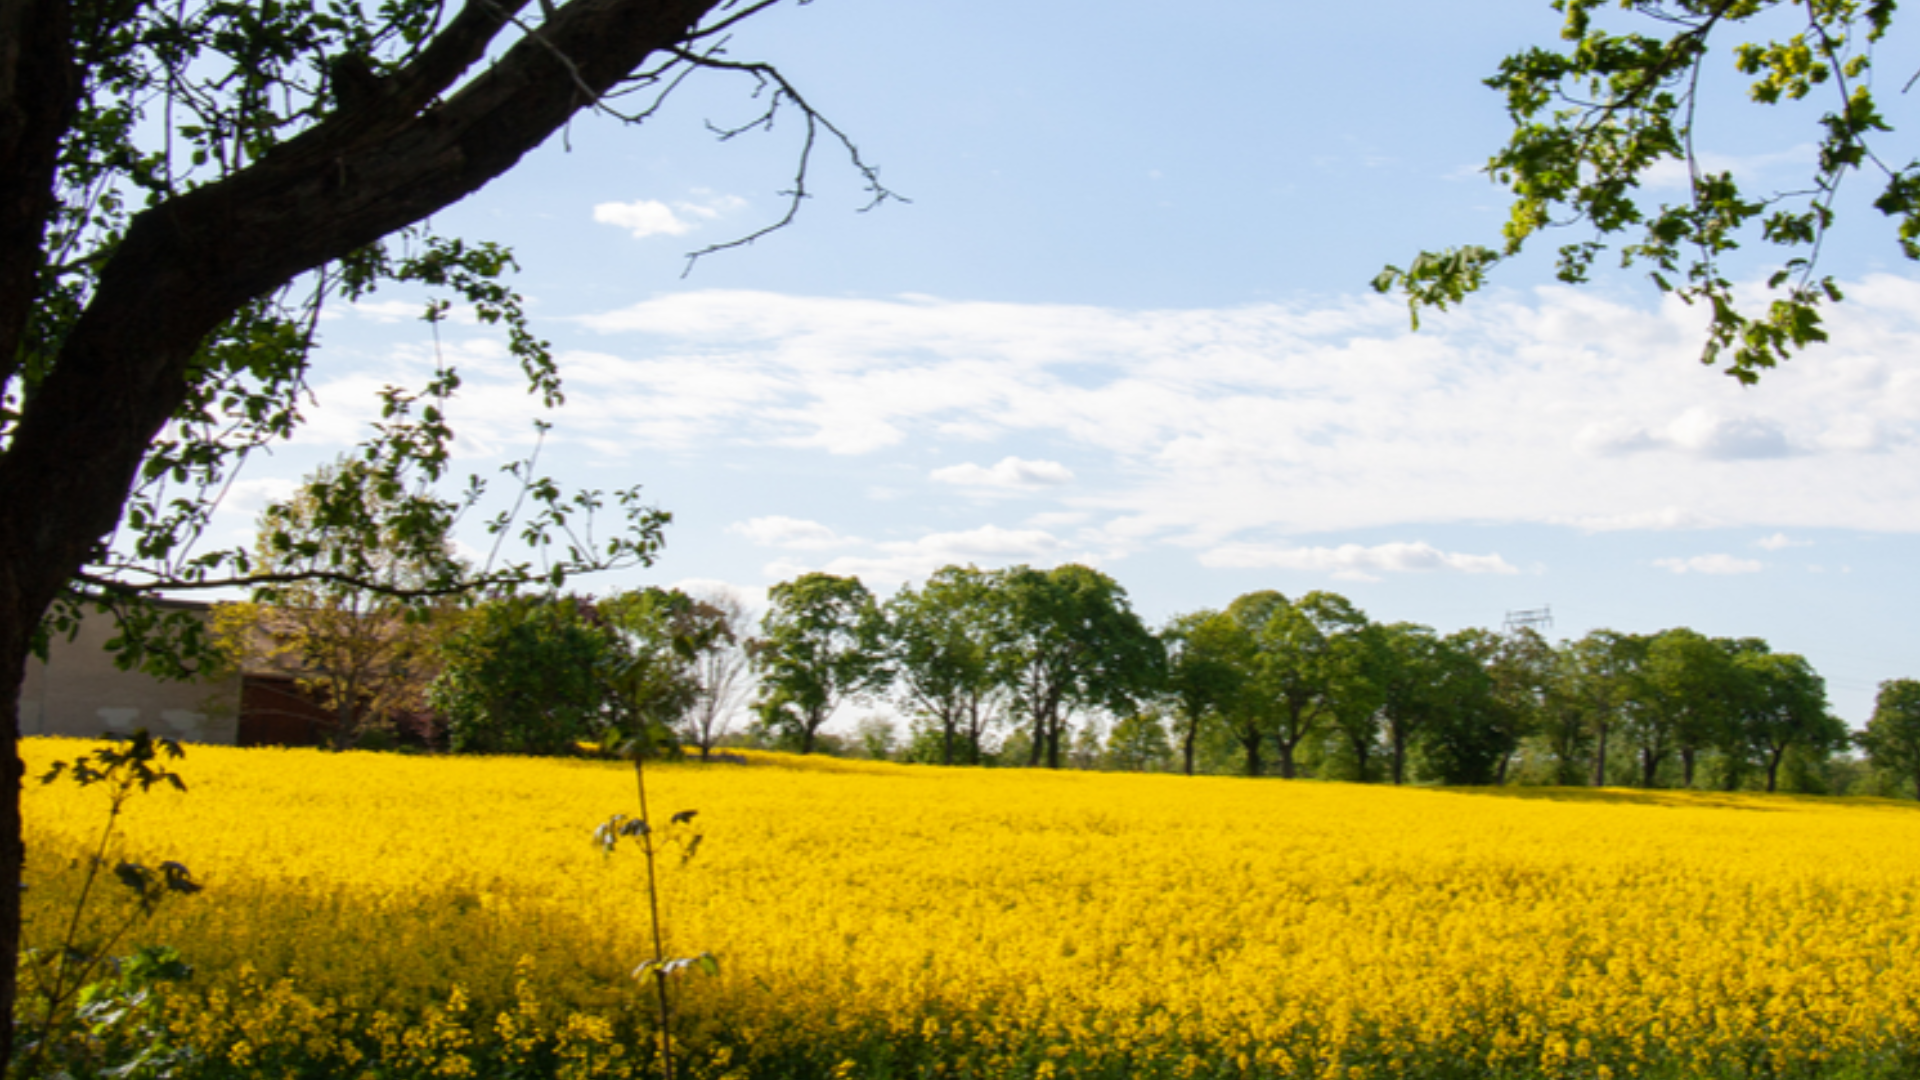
[19,737,1920,1079]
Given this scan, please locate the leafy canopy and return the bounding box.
[1376,0,1912,383]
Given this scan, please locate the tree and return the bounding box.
[1861,678,1920,800]
[1324,622,1390,783]
[1374,623,1490,786]
[1231,590,1372,780]
[428,595,620,755]
[1640,628,1743,788]
[1561,629,1647,787]
[1160,609,1246,776]
[596,586,719,755]
[991,565,1163,770]
[1533,646,1596,787]
[1378,0,1915,383]
[678,590,755,761]
[1419,629,1521,786]
[217,457,462,749]
[751,573,887,755]
[1104,709,1174,773]
[1734,651,1843,793]
[881,566,1001,766]
[3,0,885,1050]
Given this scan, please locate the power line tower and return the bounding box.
[1503,605,1553,635]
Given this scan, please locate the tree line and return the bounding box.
[221,530,1920,798]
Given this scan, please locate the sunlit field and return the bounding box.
[21,737,1920,1079]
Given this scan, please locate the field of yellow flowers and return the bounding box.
[20,737,1920,1080]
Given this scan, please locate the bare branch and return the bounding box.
[667,44,904,273]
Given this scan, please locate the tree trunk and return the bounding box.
[1182,726,1196,777]
[1766,745,1785,793]
[1275,737,1298,780]
[1240,734,1262,778]
[1592,722,1609,787]
[1348,731,1371,783]
[1390,731,1407,785]
[1680,746,1697,788]
[1640,748,1660,788]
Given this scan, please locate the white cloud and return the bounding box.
[593,194,746,240]
[1653,554,1765,575]
[1754,532,1811,551]
[1200,540,1519,581]
[1665,408,1794,460]
[929,456,1075,489]
[1575,409,1795,460]
[293,274,1920,551]
[759,525,1084,588]
[1551,507,1722,532]
[726,516,855,550]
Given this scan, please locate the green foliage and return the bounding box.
[1103,709,1175,773]
[990,564,1165,770]
[1860,677,1920,800]
[1229,590,1374,780]
[1733,650,1843,793]
[752,573,889,755]
[18,733,200,1080]
[1412,630,1520,786]
[1378,0,1910,381]
[880,566,1001,766]
[426,588,714,758]
[429,595,616,755]
[1160,609,1248,776]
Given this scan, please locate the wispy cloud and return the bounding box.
[1200,541,1519,582]
[296,275,1920,562]
[592,193,747,240]
[727,516,857,550]
[1754,532,1811,551]
[930,456,1075,490]
[762,525,1083,587]
[1653,554,1765,575]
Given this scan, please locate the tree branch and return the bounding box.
[667,43,903,273]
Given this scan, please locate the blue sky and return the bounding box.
[219,0,1920,727]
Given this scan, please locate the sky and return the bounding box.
[212,0,1920,727]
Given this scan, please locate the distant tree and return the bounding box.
[1160,609,1247,776]
[1413,629,1512,786]
[1534,646,1596,786]
[1230,590,1373,780]
[679,590,756,761]
[1735,651,1843,793]
[595,586,722,757]
[1375,623,1489,786]
[1861,678,1920,800]
[852,715,899,762]
[428,595,615,755]
[991,565,1163,770]
[1562,629,1648,786]
[751,573,888,755]
[1105,710,1175,773]
[882,566,1001,766]
[1640,628,1744,788]
[225,457,463,748]
[1325,622,1391,783]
